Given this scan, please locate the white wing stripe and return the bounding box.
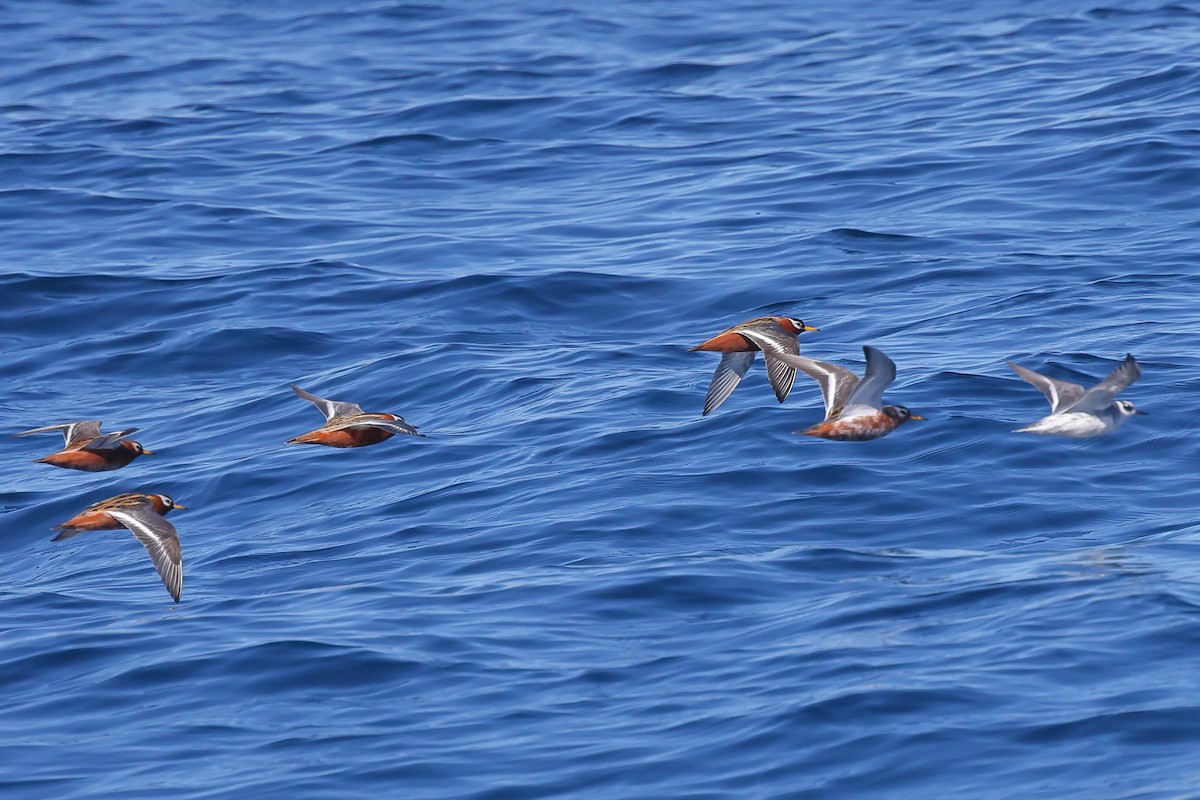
[338,419,422,436]
[768,351,859,420]
[107,509,183,602]
[291,384,364,420]
[702,352,755,415]
[1008,361,1087,414]
[762,354,797,404]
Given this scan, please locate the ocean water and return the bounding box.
[2,0,1200,797]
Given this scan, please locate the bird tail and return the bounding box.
[51,528,84,542]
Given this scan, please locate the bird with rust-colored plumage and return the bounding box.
[52,492,185,603]
[690,316,819,416]
[14,420,152,471]
[287,384,422,448]
[773,345,925,442]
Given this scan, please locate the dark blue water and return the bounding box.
[3,1,1200,797]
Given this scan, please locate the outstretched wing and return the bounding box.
[80,428,139,451]
[739,325,798,404]
[701,352,755,416]
[839,346,896,417]
[14,420,104,447]
[1065,354,1140,414]
[1007,361,1086,414]
[107,507,183,603]
[335,416,423,437]
[291,384,364,420]
[769,351,860,420]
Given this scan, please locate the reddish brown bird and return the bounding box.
[690,316,819,415]
[14,420,152,471]
[53,492,185,536]
[774,345,925,442]
[287,384,422,448]
[52,492,185,603]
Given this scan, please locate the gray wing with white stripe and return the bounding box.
[739,325,799,404]
[14,420,105,446]
[107,507,183,603]
[80,428,139,450]
[701,351,755,416]
[1065,354,1140,414]
[335,417,423,437]
[768,351,860,421]
[291,384,364,420]
[1007,361,1086,414]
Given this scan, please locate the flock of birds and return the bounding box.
[691,315,1145,438]
[15,384,423,602]
[15,315,1144,603]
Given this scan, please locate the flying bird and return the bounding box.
[287,384,422,448]
[1008,354,1144,437]
[776,345,925,441]
[14,420,152,471]
[52,492,185,602]
[690,316,819,415]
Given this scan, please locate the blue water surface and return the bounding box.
[2,1,1200,797]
